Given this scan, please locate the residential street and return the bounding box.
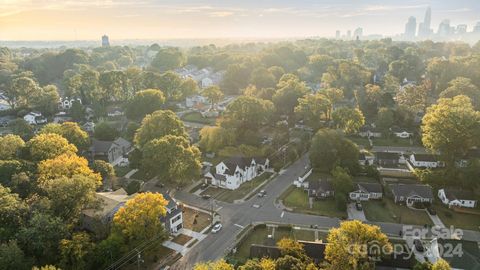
[169,154,480,269]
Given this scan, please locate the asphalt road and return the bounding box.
[169,154,480,269]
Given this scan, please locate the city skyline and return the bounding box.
[0,0,479,41]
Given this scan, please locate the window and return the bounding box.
[171,214,182,225]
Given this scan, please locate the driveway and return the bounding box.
[347,203,366,221]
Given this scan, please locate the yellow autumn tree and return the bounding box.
[113,192,168,243]
[193,259,234,270]
[325,220,392,270]
[37,153,102,186]
[27,133,77,161]
[0,134,25,159]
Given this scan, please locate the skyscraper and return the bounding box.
[404,16,416,40]
[353,27,363,40]
[456,24,467,34]
[335,30,341,39]
[418,7,432,37]
[437,20,451,36]
[102,35,110,47]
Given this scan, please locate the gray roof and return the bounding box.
[113,137,132,149]
[161,192,178,211]
[356,182,382,193]
[223,156,253,172]
[90,139,114,153]
[376,152,400,161]
[309,179,334,193]
[443,188,477,201]
[389,184,433,199]
[412,154,438,162]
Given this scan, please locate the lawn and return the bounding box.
[434,202,480,231]
[362,199,432,226]
[130,169,148,181]
[182,112,216,125]
[233,225,319,263]
[125,245,176,270]
[347,136,371,147]
[171,234,193,246]
[182,207,212,232]
[280,186,347,219]
[371,137,418,147]
[201,173,273,203]
[114,166,131,177]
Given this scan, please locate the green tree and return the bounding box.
[150,47,184,72]
[439,77,480,109]
[376,107,395,131]
[422,95,480,168]
[194,259,235,270]
[142,135,201,184]
[396,84,428,112]
[0,240,32,270]
[332,107,365,134]
[432,259,451,270]
[273,74,309,115]
[134,110,187,147]
[60,232,95,270]
[9,119,34,140]
[331,166,354,194]
[199,126,236,153]
[202,85,224,108]
[250,67,277,89]
[70,100,85,122]
[0,134,25,159]
[27,133,77,161]
[126,89,166,120]
[319,87,344,118]
[179,77,199,98]
[94,122,119,141]
[294,93,331,128]
[308,54,335,81]
[40,122,90,150]
[325,220,392,270]
[309,129,360,173]
[92,160,115,180]
[30,85,60,116]
[0,185,28,241]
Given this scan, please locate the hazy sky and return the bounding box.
[1,0,479,41]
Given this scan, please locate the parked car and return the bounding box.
[414,239,424,252]
[252,204,261,208]
[355,202,363,211]
[211,223,222,233]
[258,190,267,197]
[201,194,211,200]
[427,207,436,215]
[200,183,208,190]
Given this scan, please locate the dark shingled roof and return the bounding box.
[389,184,433,199]
[253,156,268,165]
[444,188,477,201]
[375,152,400,161]
[412,153,438,162]
[223,156,253,172]
[359,153,366,160]
[90,139,114,153]
[356,182,383,193]
[308,179,334,193]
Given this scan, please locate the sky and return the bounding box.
[0,0,479,41]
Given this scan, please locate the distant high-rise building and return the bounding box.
[353,27,363,39]
[347,30,351,39]
[404,16,417,39]
[335,30,341,39]
[437,19,451,36]
[418,7,432,37]
[102,35,110,47]
[473,22,480,33]
[456,24,467,34]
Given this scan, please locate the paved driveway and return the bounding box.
[347,202,366,221]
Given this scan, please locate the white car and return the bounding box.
[252,204,261,208]
[211,223,222,233]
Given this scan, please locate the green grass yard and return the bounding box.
[182,112,216,125]
[371,137,419,147]
[434,202,480,231]
[280,186,347,219]
[114,166,131,177]
[362,199,432,226]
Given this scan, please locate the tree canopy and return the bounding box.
[134,110,187,147]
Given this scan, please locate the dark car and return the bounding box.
[201,194,211,200]
[414,239,424,252]
[355,202,363,211]
[427,207,436,215]
[201,183,208,190]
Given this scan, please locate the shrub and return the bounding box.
[335,193,347,211]
[125,180,141,195]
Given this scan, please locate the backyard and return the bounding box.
[182,207,212,232]
[171,234,193,246]
[200,172,273,203]
[371,137,419,147]
[182,112,216,125]
[279,186,347,219]
[434,202,480,231]
[362,199,432,226]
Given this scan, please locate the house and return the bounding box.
[375,152,401,167]
[390,127,413,138]
[204,156,269,190]
[89,137,133,164]
[307,179,334,199]
[23,111,47,125]
[107,107,124,117]
[82,188,183,236]
[358,125,382,138]
[438,188,478,208]
[59,97,82,110]
[358,152,375,166]
[349,182,383,201]
[186,94,208,108]
[389,184,433,206]
[82,122,95,132]
[409,154,443,168]
[160,193,183,233]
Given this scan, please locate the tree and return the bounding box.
[9,119,34,140]
[376,107,395,131]
[26,133,77,161]
[222,63,251,94]
[194,259,234,270]
[432,259,451,270]
[0,185,28,241]
[325,220,392,270]
[294,93,331,128]
[150,47,184,72]
[319,88,344,118]
[0,135,25,159]
[396,84,428,112]
[142,135,201,184]
[331,166,354,195]
[439,77,480,109]
[202,85,224,108]
[40,122,90,150]
[60,232,95,270]
[332,107,365,134]
[0,240,32,270]
[179,77,199,98]
[92,160,115,180]
[243,85,276,100]
[134,110,187,147]
[94,122,119,141]
[275,255,306,270]
[273,75,309,115]
[17,212,68,266]
[37,153,102,186]
[309,129,360,173]
[422,95,480,168]
[40,175,99,222]
[199,126,236,153]
[220,96,274,133]
[250,67,277,89]
[5,76,40,109]
[126,89,166,120]
[31,85,60,116]
[70,100,85,121]
[277,238,309,262]
[113,192,168,243]
[309,54,335,81]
